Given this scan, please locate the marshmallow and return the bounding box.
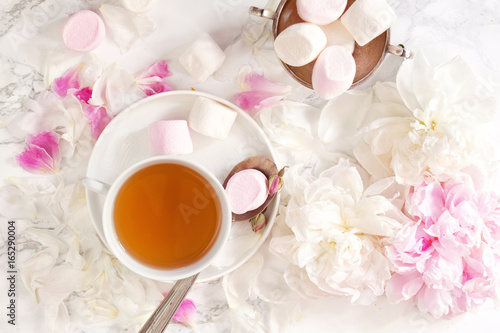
[341,0,397,46]
[274,23,327,67]
[188,97,237,140]
[225,169,268,214]
[120,0,155,13]
[320,20,355,54]
[179,33,226,83]
[296,0,347,25]
[148,120,193,155]
[312,45,355,100]
[62,10,106,52]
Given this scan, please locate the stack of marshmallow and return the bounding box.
[149,96,237,155]
[274,0,397,99]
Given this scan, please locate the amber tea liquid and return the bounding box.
[113,163,222,269]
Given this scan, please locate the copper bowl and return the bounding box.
[250,0,412,90]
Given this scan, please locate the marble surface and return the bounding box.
[1,0,500,332]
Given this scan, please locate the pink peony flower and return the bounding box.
[386,172,500,318]
[83,105,113,141]
[135,60,173,96]
[233,72,291,115]
[16,131,61,174]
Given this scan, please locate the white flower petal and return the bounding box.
[91,63,144,115]
[318,89,372,143]
[0,185,37,219]
[99,4,156,53]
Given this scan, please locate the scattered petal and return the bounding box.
[134,60,173,96]
[159,295,197,328]
[83,105,113,141]
[51,65,82,98]
[91,63,144,115]
[16,131,61,174]
[234,70,291,114]
[99,4,156,53]
[75,86,93,103]
[0,185,37,219]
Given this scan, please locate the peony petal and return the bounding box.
[99,4,156,53]
[170,298,197,327]
[0,185,37,219]
[137,60,172,79]
[318,89,373,143]
[91,63,144,115]
[135,76,172,96]
[16,131,61,174]
[83,105,113,141]
[74,87,92,103]
[51,65,81,98]
[234,71,291,113]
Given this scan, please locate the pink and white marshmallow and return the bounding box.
[149,120,193,155]
[62,10,106,52]
[179,33,226,83]
[274,23,327,67]
[312,45,356,100]
[296,0,348,25]
[320,20,355,53]
[225,169,268,214]
[341,0,397,46]
[188,97,237,140]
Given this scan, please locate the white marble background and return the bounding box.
[1,0,500,332]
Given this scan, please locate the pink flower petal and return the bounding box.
[137,60,172,79]
[51,65,82,98]
[135,61,173,96]
[16,131,61,174]
[83,105,113,141]
[137,76,173,96]
[233,72,291,113]
[75,87,93,103]
[160,293,197,327]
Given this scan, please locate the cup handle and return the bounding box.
[387,44,413,59]
[249,6,276,20]
[82,178,111,195]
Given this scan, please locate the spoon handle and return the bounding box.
[139,274,199,333]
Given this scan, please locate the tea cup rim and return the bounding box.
[102,156,232,281]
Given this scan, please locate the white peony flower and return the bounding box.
[354,53,496,185]
[270,159,407,304]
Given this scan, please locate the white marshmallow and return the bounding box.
[320,20,355,54]
[179,33,226,83]
[225,169,268,214]
[274,23,327,67]
[148,120,193,155]
[296,0,347,25]
[188,97,237,140]
[341,0,397,46]
[312,45,355,100]
[120,0,156,13]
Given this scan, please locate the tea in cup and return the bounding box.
[87,156,232,281]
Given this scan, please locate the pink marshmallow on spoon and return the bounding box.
[312,45,356,100]
[296,0,348,25]
[62,10,106,52]
[225,169,268,215]
[148,120,193,155]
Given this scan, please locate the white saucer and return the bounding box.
[85,90,279,282]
